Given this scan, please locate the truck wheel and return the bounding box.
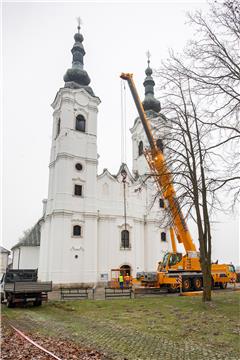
[193,277,202,291]
[182,278,191,292]
[6,298,15,308]
[33,299,42,306]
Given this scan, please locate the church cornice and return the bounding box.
[49,152,98,168]
[72,176,85,183]
[52,87,100,111]
[45,210,98,220]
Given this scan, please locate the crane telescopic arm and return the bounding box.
[120,72,196,252]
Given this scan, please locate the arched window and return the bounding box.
[73,225,81,237]
[121,230,130,249]
[56,118,61,138]
[156,138,164,152]
[75,114,86,132]
[138,141,143,156]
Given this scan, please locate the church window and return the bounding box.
[161,232,166,242]
[74,184,82,196]
[159,199,164,208]
[73,225,81,237]
[121,230,130,249]
[76,114,86,132]
[156,138,164,152]
[75,163,83,171]
[75,254,78,259]
[56,118,61,138]
[138,141,143,156]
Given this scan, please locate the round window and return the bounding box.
[75,163,83,171]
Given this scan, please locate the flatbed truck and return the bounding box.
[1,269,52,307]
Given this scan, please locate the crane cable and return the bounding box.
[120,80,127,164]
[120,81,128,250]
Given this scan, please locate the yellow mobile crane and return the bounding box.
[121,73,236,292]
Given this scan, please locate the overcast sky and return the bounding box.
[2,1,239,264]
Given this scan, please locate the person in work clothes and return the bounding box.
[119,273,124,289]
[125,273,130,288]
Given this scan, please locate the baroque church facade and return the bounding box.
[12,25,171,286]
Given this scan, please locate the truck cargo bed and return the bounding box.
[4,281,52,293]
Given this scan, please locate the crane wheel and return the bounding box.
[211,277,215,289]
[168,284,178,293]
[193,277,202,291]
[219,282,227,289]
[182,278,191,292]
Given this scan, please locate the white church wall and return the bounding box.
[0,253,9,276]
[132,219,145,274]
[40,213,98,284]
[12,247,39,270]
[144,221,170,271]
[96,168,170,278]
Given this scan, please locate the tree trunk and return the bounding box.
[202,260,212,302]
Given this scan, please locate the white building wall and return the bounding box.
[96,169,171,280]
[12,247,39,270]
[39,87,100,285]
[0,253,9,276]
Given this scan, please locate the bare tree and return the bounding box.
[152,1,240,301]
[153,66,215,301]
[170,0,240,205]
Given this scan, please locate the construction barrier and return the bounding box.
[60,287,94,300]
[105,287,132,299]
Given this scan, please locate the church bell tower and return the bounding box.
[130,57,163,177]
[39,24,100,285]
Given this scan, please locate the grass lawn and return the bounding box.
[2,291,239,360]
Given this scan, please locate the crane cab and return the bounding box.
[158,252,183,272]
[158,251,201,272]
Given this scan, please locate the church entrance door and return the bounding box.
[120,264,131,276]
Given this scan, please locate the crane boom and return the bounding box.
[121,72,196,252]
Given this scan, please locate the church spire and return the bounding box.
[142,52,161,113]
[63,20,94,96]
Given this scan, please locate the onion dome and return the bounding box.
[64,24,94,96]
[142,58,161,113]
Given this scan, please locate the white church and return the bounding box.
[11,25,171,286]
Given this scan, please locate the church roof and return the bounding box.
[142,57,161,114]
[115,163,135,182]
[98,163,136,183]
[63,22,94,96]
[0,246,10,254]
[11,219,42,250]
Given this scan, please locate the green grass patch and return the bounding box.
[2,292,239,360]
